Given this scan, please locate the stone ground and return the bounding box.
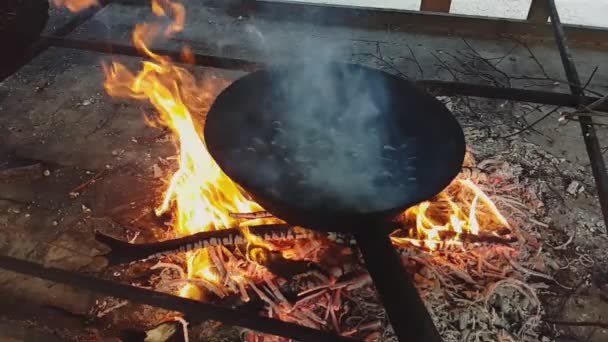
[1,1,608,341]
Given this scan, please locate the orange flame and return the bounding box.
[101,0,509,300]
[392,179,510,251]
[53,0,98,12]
[103,0,266,289]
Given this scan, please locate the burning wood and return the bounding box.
[95,225,346,265]
[53,0,98,12]
[60,0,547,340]
[230,211,274,220]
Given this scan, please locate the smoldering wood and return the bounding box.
[96,224,303,265]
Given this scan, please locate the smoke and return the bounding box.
[206,15,462,214]
[216,51,422,213]
[270,62,417,212]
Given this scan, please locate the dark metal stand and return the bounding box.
[354,230,442,342]
[546,0,608,231]
[0,255,353,342]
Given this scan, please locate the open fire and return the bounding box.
[53,0,99,12]
[60,0,516,339]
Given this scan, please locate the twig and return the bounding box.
[585,93,608,111]
[550,232,575,250]
[230,211,273,219]
[69,168,108,196]
[519,41,551,80]
[544,319,608,329]
[151,262,186,279]
[174,317,190,342]
[461,38,511,87]
[96,299,128,318]
[582,65,599,91]
[493,43,519,67]
[356,52,409,79]
[430,52,459,81]
[405,44,423,78]
[497,106,561,139]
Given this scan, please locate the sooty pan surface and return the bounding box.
[205,63,465,232]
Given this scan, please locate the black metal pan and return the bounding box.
[205,63,465,342]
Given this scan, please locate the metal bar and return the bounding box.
[45,36,261,70]
[247,0,608,49]
[44,36,608,112]
[420,0,452,13]
[0,254,354,342]
[418,80,608,111]
[527,0,550,23]
[546,0,608,232]
[355,230,442,342]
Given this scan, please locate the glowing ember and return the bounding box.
[53,0,98,12]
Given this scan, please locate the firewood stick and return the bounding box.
[0,254,353,342]
[0,163,43,182]
[438,230,517,244]
[229,211,273,219]
[96,224,309,265]
[393,229,516,249]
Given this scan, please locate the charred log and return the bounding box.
[96,224,313,265]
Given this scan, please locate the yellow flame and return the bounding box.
[391,178,509,251]
[101,0,510,299]
[103,0,264,287]
[151,0,186,37]
[53,0,98,12]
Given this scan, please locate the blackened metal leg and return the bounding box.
[354,230,442,342]
[546,0,608,232]
[0,254,353,342]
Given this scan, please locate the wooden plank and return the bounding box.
[527,0,550,23]
[420,0,452,13]
[249,0,608,49]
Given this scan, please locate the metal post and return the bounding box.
[527,0,550,23]
[420,0,452,12]
[355,230,442,342]
[546,0,608,232]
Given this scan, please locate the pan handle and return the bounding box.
[354,230,442,342]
